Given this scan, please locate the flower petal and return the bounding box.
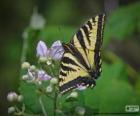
[51,40,62,48]
[36,41,48,57]
[38,70,51,81]
[77,84,87,90]
[50,40,64,60]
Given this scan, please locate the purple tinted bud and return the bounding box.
[7,92,18,102]
[28,69,36,80]
[36,41,48,57]
[38,70,51,81]
[50,40,64,60]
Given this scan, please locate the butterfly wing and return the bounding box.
[59,44,96,93]
[70,14,105,78]
[59,14,105,93]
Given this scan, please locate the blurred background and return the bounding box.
[0,0,140,115]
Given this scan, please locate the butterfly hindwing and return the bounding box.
[59,14,105,94]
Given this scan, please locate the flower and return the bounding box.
[36,40,64,60]
[26,68,52,84]
[77,84,87,90]
[37,41,48,57]
[7,92,18,102]
[30,7,45,30]
[37,70,51,81]
[49,40,64,60]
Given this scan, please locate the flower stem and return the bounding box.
[53,91,58,116]
[39,96,47,116]
[49,64,58,116]
[20,30,29,78]
[20,32,28,64]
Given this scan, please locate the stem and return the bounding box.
[39,96,47,116]
[20,31,28,64]
[20,30,29,78]
[53,91,57,116]
[49,64,58,116]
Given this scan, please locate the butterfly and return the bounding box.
[59,14,105,94]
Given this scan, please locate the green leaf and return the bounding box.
[19,82,54,115]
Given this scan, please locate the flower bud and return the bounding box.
[46,85,53,93]
[7,92,18,102]
[21,62,30,69]
[69,91,78,98]
[39,57,47,63]
[46,59,52,65]
[75,106,85,116]
[17,95,24,102]
[50,78,58,84]
[30,65,36,71]
[22,74,29,80]
[8,106,15,114]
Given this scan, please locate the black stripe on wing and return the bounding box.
[62,56,79,67]
[81,25,90,44]
[61,63,76,72]
[87,21,92,30]
[94,14,105,79]
[60,76,96,94]
[62,44,90,70]
[60,71,67,77]
[76,30,87,50]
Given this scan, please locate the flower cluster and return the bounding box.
[8,32,87,116]
[22,63,51,84]
[7,6,88,115]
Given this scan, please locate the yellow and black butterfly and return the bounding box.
[59,14,105,94]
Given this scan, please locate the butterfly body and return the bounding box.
[59,14,105,94]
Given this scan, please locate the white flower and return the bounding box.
[30,7,45,30]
